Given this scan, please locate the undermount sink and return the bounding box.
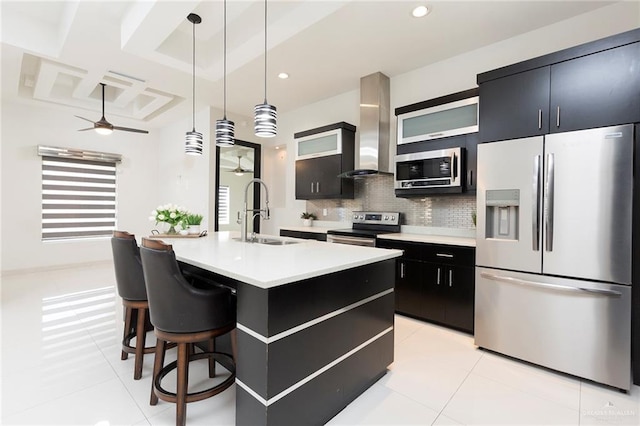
[234,237,299,246]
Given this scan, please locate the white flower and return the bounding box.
[169,212,177,219]
[158,214,166,220]
[151,210,157,216]
[149,215,156,222]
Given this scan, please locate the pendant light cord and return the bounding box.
[192,18,196,131]
[264,0,268,103]
[223,0,227,120]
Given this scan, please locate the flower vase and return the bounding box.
[166,225,178,235]
[188,225,201,235]
[303,219,313,227]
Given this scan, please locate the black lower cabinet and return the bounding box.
[395,259,424,317]
[421,261,446,324]
[379,239,475,334]
[444,265,474,331]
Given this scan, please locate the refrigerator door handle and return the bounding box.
[480,272,622,297]
[532,155,541,251]
[544,153,555,252]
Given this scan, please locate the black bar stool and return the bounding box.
[140,238,236,426]
[111,231,157,380]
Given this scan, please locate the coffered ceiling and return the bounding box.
[1,1,615,131]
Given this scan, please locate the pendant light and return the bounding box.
[216,0,235,147]
[185,13,203,155]
[254,0,277,138]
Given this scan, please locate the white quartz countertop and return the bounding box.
[158,232,402,289]
[377,233,476,247]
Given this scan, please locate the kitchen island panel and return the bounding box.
[267,293,393,397]
[234,258,396,425]
[237,332,393,426]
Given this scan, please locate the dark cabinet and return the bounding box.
[295,155,345,199]
[379,239,475,333]
[549,42,640,133]
[395,259,426,318]
[294,122,355,200]
[279,229,327,242]
[479,37,640,143]
[479,67,550,142]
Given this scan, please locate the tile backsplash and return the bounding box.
[307,174,476,228]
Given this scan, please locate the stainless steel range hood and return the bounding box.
[339,72,391,178]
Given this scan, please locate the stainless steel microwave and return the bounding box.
[394,147,463,193]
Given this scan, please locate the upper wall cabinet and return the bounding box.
[396,88,479,145]
[478,29,640,143]
[479,67,551,142]
[295,122,355,200]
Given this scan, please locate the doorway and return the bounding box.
[215,140,262,233]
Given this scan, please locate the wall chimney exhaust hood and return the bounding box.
[339,72,391,178]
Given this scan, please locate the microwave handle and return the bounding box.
[452,153,458,180]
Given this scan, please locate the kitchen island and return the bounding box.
[164,232,402,425]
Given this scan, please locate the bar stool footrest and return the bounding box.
[153,352,235,404]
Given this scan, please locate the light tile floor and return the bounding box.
[2,263,639,425]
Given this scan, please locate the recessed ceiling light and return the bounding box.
[412,5,430,18]
[278,72,289,79]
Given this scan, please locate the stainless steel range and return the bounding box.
[327,211,401,247]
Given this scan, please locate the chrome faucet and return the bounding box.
[239,178,270,242]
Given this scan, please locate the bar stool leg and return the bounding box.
[208,338,216,378]
[134,307,147,380]
[150,338,167,406]
[176,342,189,426]
[122,306,133,360]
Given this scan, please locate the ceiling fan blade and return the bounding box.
[75,115,96,124]
[77,127,95,131]
[113,126,149,134]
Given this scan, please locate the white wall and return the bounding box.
[260,1,640,235]
[155,107,213,231]
[0,101,159,272]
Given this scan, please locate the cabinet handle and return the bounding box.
[538,109,542,130]
[467,170,473,187]
[436,253,454,258]
[556,106,560,128]
[400,262,405,279]
[311,182,314,193]
[449,270,453,287]
[316,181,320,192]
[437,267,441,285]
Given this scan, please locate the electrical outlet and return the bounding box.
[323,208,328,216]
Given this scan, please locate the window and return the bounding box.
[39,146,121,241]
[218,185,230,225]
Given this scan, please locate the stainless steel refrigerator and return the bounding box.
[475,124,633,391]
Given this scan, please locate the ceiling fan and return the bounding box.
[227,155,254,176]
[75,83,149,135]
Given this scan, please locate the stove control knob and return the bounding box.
[359,215,365,220]
[384,216,389,220]
[391,216,396,221]
[353,214,358,220]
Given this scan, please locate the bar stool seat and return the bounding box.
[111,230,157,380]
[140,237,237,426]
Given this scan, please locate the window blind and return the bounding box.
[218,185,230,226]
[42,156,117,240]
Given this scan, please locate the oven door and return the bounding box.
[395,147,461,189]
[326,234,376,247]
